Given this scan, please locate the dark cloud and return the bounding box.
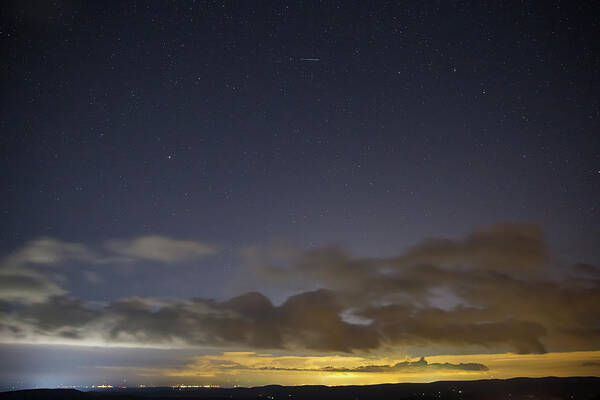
[19,296,98,333]
[395,223,547,273]
[582,361,600,367]
[572,263,600,278]
[1,223,599,355]
[258,357,488,373]
[358,305,547,354]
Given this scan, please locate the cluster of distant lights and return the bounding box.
[55,384,116,389]
[173,384,221,389]
[53,384,223,390]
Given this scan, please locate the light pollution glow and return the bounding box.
[93,350,600,387]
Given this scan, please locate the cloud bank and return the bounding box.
[0,223,598,356]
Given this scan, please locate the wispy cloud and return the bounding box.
[0,235,218,304]
[104,235,219,263]
[2,237,97,267]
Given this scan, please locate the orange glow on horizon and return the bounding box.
[99,350,600,387]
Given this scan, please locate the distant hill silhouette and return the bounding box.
[0,389,89,400]
[1,377,599,400]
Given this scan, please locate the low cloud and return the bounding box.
[0,290,378,352]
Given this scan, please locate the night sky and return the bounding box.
[1,0,599,389]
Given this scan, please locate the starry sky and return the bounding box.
[1,0,599,389]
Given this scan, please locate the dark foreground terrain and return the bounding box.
[1,377,599,400]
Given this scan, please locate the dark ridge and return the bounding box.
[0,389,90,399]
[1,377,599,400]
